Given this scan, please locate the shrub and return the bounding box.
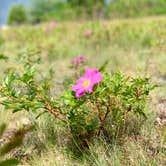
[0,52,156,150]
[7,5,28,25]
[62,70,156,146]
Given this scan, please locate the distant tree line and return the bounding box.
[7,0,166,25]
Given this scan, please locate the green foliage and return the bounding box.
[30,0,77,22]
[30,0,58,23]
[30,0,106,22]
[30,0,103,22]
[0,50,156,148]
[7,5,28,25]
[29,0,166,22]
[68,0,106,17]
[0,159,19,166]
[67,0,105,6]
[107,0,166,18]
[0,54,8,61]
[61,71,156,146]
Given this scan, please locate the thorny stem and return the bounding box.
[44,101,67,124]
[97,102,111,136]
[102,106,110,123]
[37,95,67,123]
[135,88,142,99]
[95,100,102,122]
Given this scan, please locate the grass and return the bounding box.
[0,15,166,165]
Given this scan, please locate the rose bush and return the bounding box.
[0,53,156,149]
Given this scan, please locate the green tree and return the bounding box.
[67,0,105,6]
[8,5,28,25]
[67,0,106,17]
[30,0,60,23]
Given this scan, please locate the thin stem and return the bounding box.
[97,104,110,136]
[44,101,67,124]
[101,106,110,123]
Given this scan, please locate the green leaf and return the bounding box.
[99,60,109,72]
[0,159,19,166]
[35,111,47,119]
[0,54,8,60]
[0,123,7,137]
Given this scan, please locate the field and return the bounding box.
[0,16,166,165]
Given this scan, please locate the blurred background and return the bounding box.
[0,0,166,25]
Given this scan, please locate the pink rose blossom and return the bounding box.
[84,30,92,37]
[72,55,86,66]
[49,21,57,28]
[43,21,57,32]
[72,68,102,98]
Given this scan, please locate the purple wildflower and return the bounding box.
[84,30,92,37]
[72,55,86,66]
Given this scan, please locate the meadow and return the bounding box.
[0,16,166,165]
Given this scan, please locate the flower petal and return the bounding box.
[76,89,86,98]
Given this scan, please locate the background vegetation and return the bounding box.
[8,5,28,25]
[7,0,166,24]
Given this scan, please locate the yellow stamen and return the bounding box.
[82,79,90,88]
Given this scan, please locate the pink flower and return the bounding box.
[43,21,57,32]
[84,30,92,37]
[72,55,86,66]
[72,68,102,98]
[49,21,57,28]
